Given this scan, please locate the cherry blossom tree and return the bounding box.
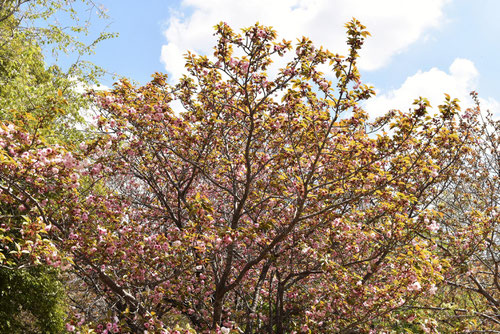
[416,96,500,332]
[74,21,478,333]
[0,1,114,331]
[1,19,484,333]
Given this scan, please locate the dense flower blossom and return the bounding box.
[1,19,486,333]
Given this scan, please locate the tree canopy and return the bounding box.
[0,3,499,333]
[0,1,112,332]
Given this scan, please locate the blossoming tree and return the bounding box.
[1,19,482,333]
[71,20,478,333]
[421,99,500,332]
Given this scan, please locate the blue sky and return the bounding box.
[59,0,500,116]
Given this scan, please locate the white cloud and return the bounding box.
[363,58,499,118]
[160,0,451,82]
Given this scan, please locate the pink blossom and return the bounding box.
[63,153,76,169]
[43,147,53,156]
[256,29,266,38]
[241,61,249,73]
[223,235,233,245]
[153,113,164,121]
[407,281,422,291]
[427,221,439,232]
[91,163,102,175]
[319,81,329,91]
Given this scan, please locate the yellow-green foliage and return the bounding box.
[0,266,67,333]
